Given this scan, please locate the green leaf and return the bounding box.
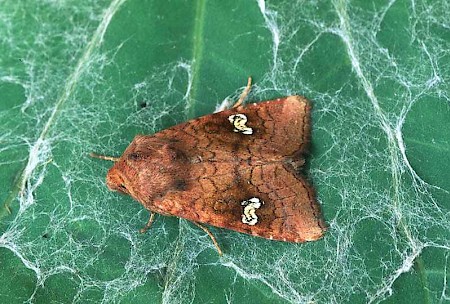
[1,0,449,303]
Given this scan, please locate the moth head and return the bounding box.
[101,136,190,205]
[106,165,132,195]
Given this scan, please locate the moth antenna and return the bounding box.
[192,221,223,256]
[233,76,252,108]
[89,152,120,162]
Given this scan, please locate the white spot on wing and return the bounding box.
[241,197,264,225]
[228,114,253,135]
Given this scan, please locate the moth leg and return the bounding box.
[192,221,223,256]
[89,152,120,162]
[139,212,156,234]
[5,205,12,215]
[232,76,252,109]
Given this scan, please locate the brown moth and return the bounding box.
[92,78,326,255]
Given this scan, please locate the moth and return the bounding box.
[91,78,326,255]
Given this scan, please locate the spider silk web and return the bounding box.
[1,0,449,303]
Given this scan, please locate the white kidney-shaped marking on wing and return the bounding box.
[228,114,253,135]
[241,197,264,225]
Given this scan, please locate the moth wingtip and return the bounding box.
[286,95,312,107]
[307,226,328,242]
